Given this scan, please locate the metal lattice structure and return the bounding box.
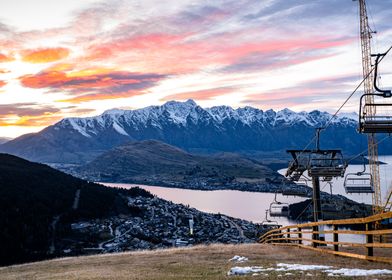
[358,0,382,214]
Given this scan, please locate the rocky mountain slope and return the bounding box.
[1,100,381,164]
[77,140,281,188]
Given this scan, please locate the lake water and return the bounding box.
[103,183,306,226]
[103,155,391,231]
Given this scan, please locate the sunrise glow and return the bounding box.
[0,0,391,137]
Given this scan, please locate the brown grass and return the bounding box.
[1,244,392,280]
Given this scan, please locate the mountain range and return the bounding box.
[1,100,386,164]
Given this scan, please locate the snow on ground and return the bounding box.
[227,266,264,275]
[229,255,249,263]
[227,260,392,277]
[324,268,392,277]
[276,263,332,271]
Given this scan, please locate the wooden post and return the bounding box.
[366,222,374,257]
[298,227,302,245]
[312,225,318,248]
[333,225,339,252]
[311,176,322,247]
[287,228,290,243]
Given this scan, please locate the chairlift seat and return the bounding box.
[287,149,346,180]
[344,173,374,194]
[360,118,392,133]
[359,95,392,134]
[308,158,346,177]
[269,203,290,217]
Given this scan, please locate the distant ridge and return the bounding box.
[0,100,382,164]
[0,137,11,144]
[77,139,279,185]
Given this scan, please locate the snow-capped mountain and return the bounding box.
[56,99,357,136]
[0,100,372,164]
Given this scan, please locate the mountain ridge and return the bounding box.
[0,100,378,164]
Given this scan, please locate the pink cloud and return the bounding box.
[161,87,235,101]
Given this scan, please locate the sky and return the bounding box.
[0,0,391,138]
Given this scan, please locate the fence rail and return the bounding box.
[259,211,392,263]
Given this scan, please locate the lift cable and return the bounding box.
[346,134,392,164]
[321,45,392,132]
[290,45,392,164]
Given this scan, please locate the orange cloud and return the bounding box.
[161,87,235,101]
[0,103,62,127]
[21,47,70,63]
[0,114,62,127]
[20,67,165,103]
[0,53,14,63]
[0,80,6,88]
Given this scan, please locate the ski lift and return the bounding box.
[359,53,392,134]
[286,129,347,180]
[258,210,280,236]
[344,155,374,193]
[269,192,290,217]
[260,210,279,227]
[308,149,346,178]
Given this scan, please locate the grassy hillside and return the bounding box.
[0,154,152,266]
[78,140,281,185]
[1,244,391,279]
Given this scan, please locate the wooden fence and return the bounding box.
[259,211,392,263]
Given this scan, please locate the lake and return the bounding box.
[103,183,306,226]
[102,155,391,229]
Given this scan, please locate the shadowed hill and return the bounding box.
[78,140,281,186]
[0,154,152,266]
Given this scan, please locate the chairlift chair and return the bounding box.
[344,156,374,194]
[344,173,374,193]
[260,210,279,227]
[307,150,346,178]
[359,53,392,134]
[359,95,392,133]
[269,192,290,217]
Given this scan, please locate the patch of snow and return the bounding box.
[228,263,392,278]
[228,266,264,276]
[67,118,91,137]
[276,263,332,271]
[324,268,392,277]
[338,112,359,121]
[229,255,249,263]
[112,122,129,136]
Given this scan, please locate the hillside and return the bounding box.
[0,153,260,267]
[0,154,153,266]
[1,244,392,279]
[0,137,11,144]
[77,140,282,188]
[0,100,382,165]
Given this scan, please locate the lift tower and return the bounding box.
[357,0,382,214]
